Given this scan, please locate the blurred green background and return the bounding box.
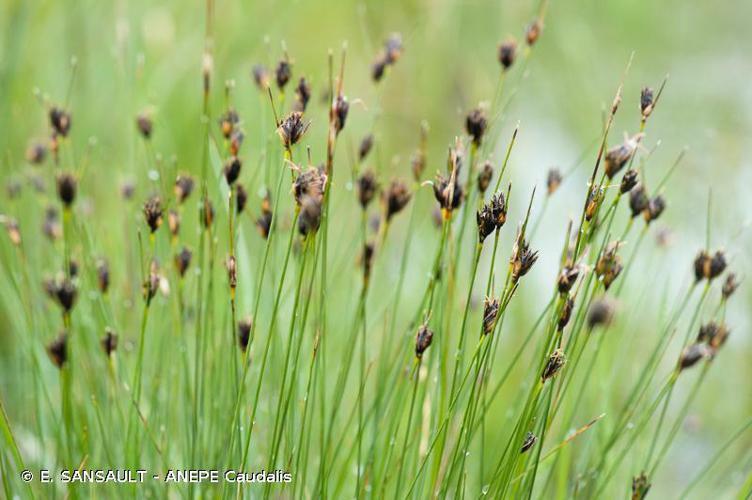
[1,0,750,497]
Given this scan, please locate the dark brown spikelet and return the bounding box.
[372,56,388,82]
[143,261,160,305]
[697,321,730,352]
[357,170,378,209]
[595,242,623,290]
[482,296,500,335]
[56,172,77,207]
[218,108,239,139]
[629,185,649,218]
[49,106,72,137]
[278,111,309,149]
[359,134,374,162]
[293,167,327,206]
[631,472,651,500]
[604,135,641,178]
[275,59,292,90]
[168,209,181,237]
[362,242,375,281]
[236,183,248,214]
[101,328,118,357]
[415,324,434,358]
[223,156,242,185]
[490,192,507,229]
[511,236,539,282]
[201,197,215,229]
[693,251,710,282]
[525,20,542,46]
[251,64,270,90]
[68,259,79,279]
[643,196,666,223]
[585,186,603,221]
[520,432,537,453]
[477,161,494,194]
[640,87,655,119]
[558,296,574,331]
[546,168,562,196]
[256,192,273,239]
[620,169,639,194]
[45,275,78,313]
[294,77,312,112]
[43,206,61,241]
[433,169,463,213]
[587,298,615,329]
[709,250,727,279]
[384,33,404,64]
[476,203,496,243]
[47,332,68,369]
[679,343,710,371]
[174,174,195,204]
[333,95,350,135]
[226,255,237,289]
[298,195,322,236]
[229,130,245,156]
[498,39,517,70]
[136,113,153,139]
[238,317,252,352]
[465,108,488,146]
[26,141,47,164]
[96,259,110,294]
[541,348,566,382]
[384,180,412,221]
[143,196,163,233]
[3,217,21,246]
[722,273,738,300]
[557,265,579,294]
[174,246,192,278]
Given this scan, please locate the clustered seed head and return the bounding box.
[101,327,118,357]
[643,195,666,223]
[640,87,655,119]
[585,185,603,221]
[547,168,562,196]
[278,111,309,149]
[558,296,574,331]
[498,39,517,70]
[477,161,494,194]
[696,321,731,352]
[604,135,641,178]
[45,275,78,313]
[433,170,463,213]
[631,472,651,500]
[520,432,537,453]
[693,249,727,282]
[541,348,566,382]
[595,242,623,290]
[230,130,245,156]
[620,169,639,194]
[143,196,163,233]
[236,183,248,214]
[226,255,237,289]
[629,185,649,218]
[275,59,292,90]
[511,235,539,282]
[143,261,160,305]
[490,192,508,229]
[218,108,240,139]
[357,170,378,209]
[293,167,327,206]
[678,343,711,371]
[238,317,253,352]
[411,150,426,182]
[722,273,738,300]
[465,108,488,146]
[168,209,180,238]
[256,192,273,239]
[525,20,542,46]
[223,156,242,185]
[47,332,68,369]
[482,296,500,335]
[43,206,61,240]
[174,246,192,278]
[476,203,496,243]
[298,195,322,236]
[415,324,434,358]
[383,180,412,221]
[362,242,375,281]
[137,113,153,139]
[371,33,403,82]
[56,172,77,207]
[294,77,312,112]
[49,106,72,137]
[557,264,579,294]
[251,64,270,90]
[96,259,110,294]
[587,298,615,329]
[333,95,350,135]
[359,134,374,162]
[174,174,195,204]
[201,197,215,229]
[3,218,21,246]
[26,141,47,164]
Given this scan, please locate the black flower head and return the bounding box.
[45,275,78,313]
[557,265,579,294]
[174,246,192,278]
[47,332,68,369]
[49,106,72,137]
[26,141,47,164]
[415,324,434,358]
[678,343,710,371]
[383,180,412,221]
[56,172,77,207]
[604,134,641,178]
[218,108,240,139]
[236,183,248,214]
[477,161,494,194]
[520,432,537,453]
[643,195,666,223]
[498,39,517,70]
[275,59,292,90]
[277,112,309,149]
[298,195,322,236]
[465,108,488,146]
[143,196,163,233]
[587,298,615,329]
[96,259,110,294]
[525,20,542,46]
[137,113,153,139]
[490,192,507,229]
[333,95,349,135]
[101,328,118,357]
[541,348,566,382]
[359,134,374,162]
[595,242,623,290]
[482,296,500,335]
[174,174,195,204]
[629,185,649,218]
[251,64,270,90]
[238,317,253,352]
[294,77,312,112]
[722,273,738,300]
[293,167,327,206]
[640,87,655,118]
[511,235,539,282]
[256,191,273,239]
[357,169,378,209]
[476,203,496,244]
[558,296,574,331]
[546,168,562,196]
[620,169,639,194]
